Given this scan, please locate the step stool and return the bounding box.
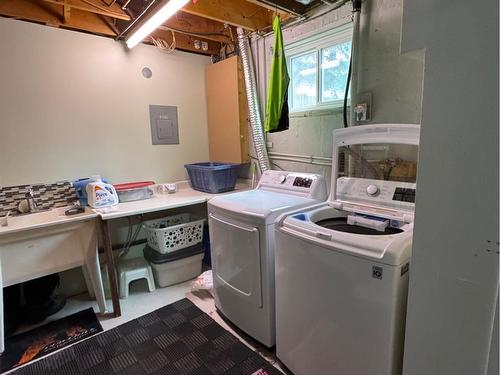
[118,257,155,299]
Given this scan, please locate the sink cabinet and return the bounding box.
[0,218,106,352]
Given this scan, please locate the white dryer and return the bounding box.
[275,124,420,375]
[208,170,327,347]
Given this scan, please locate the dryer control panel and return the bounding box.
[257,170,327,200]
[335,177,416,211]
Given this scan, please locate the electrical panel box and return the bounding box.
[149,105,179,145]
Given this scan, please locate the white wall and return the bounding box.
[0,18,210,187]
[401,1,499,374]
[356,0,423,124]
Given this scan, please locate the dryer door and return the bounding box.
[209,213,262,308]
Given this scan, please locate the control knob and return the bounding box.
[366,184,379,196]
[279,175,287,184]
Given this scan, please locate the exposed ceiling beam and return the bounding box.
[62,2,70,23]
[0,0,116,35]
[158,25,228,44]
[245,0,305,16]
[159,11,234,44]
[0,0,281,54]
[42,0,130,20]
[181,0,275,31]
[0,0,221,55]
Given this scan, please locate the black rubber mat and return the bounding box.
[2,308,102,373]
[11,299,282,375]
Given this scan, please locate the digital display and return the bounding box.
[392,187,416,203]
[293,177,312,188]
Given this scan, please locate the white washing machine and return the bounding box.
[275,124,420,375]
[208,170,327,347]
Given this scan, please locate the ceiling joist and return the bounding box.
[160,11,234,44]
[245,0,305,17]
[0,0,117,35]
[181,0,275,31]
[42,0,130,20]
[0,0,313,54]
[62,2,70,23]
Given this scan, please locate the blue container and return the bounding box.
[184,162,240,193]
[72,177,108,206]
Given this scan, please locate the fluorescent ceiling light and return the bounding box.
[126,0,189,49]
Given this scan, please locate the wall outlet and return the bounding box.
[354,103,368,121]
[354,92,372,122]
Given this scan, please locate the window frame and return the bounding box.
[286,23,353,113]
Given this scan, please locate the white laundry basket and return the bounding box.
[143,213,205,254]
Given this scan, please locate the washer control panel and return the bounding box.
[335,177,416,210]
[257,170,327,200]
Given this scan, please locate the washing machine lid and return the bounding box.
[209,189,318,224]
[329,124,420,223]
[279,205,413,266]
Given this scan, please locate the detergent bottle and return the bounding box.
[86,175,119,208]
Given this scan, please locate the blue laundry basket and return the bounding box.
[184,162,240,193]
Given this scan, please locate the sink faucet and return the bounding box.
[26,190,38,212]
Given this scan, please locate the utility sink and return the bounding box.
[0,206,98,235]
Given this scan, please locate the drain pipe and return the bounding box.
[237,28,271,173]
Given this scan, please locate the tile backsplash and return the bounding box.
[0,181,78,216]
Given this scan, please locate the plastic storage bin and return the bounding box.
[143,244,204,287]
[143,213,205,254]
[114,181,155,203]
[184,162,240,193]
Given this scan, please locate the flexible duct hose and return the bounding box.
[237,28,271,173]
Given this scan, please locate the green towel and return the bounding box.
[264,16,289,133]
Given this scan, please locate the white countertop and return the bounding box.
[96,180,252,220]
[0,180,252,235]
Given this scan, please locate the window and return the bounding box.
[320,41,351,102]
[290,52,317,109]
[287,24,352,112]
